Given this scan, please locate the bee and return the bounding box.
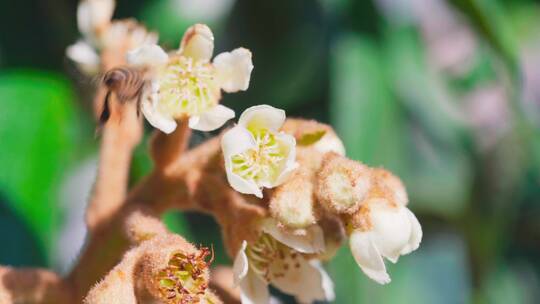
[99,66,147,125]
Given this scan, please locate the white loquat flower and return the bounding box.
[67,0,158,75]
[127,24,253,133]
[221,105,298,198]
[348,199,422,285]
[77,0,115,43]
[233,219,334,304]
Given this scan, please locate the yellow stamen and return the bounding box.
[157,55,219,118]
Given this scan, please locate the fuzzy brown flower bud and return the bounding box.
[316,153,372,214]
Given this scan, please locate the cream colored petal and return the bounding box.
[179,23,214,62]
[127,27,159,50]
[349,230,390,284]
[268,132,298,187]
[188,105,235,131]
[238,105,286,132]
[261,219,325,254]
[233,241,249,286]
[270,258,334,303]
[141,84,177,134]
[226,167,263,198]
[239,271,270,304]
[314,133,346,156]
[269,297,283,304]
[127,44,168,67]
[77,0,115,36]
[214,48,254,93]
[221,125,257,158]
[369,203,412,262]
[400,208,423,255]
[66,40,100,75]
[221,126,262,197]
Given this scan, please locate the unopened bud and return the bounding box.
[270,169,317,228]
[372,168,408,206]
[316,153,372,214]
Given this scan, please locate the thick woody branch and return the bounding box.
[85,38,143,230]
[0,267,73,304]
[84,232,218,304]
[150,120,192,172]
[68,135,266,301]
[209,267,241,304]
[86,94,143,230]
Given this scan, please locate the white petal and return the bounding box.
[261,219,324,254]
[179,24,214,62]
[269,297,283,304]
[77,0,115,36]
[221,126,262,197]
[227,170,263,198]
[314,133,346,156]
[188,105,235,131]
[141,84,177,134]
[314,261,336,302]
[400,208,423,255]
[221,125,257,158]
[369,203,412,262]
[271,258,334,303]
[127,44,168,67]
[349,230,390,284]
[214,48,254,93]
[66,41,100,75]
[233,241,249,286]
[268,132,298,187]
[238,105,286,132]
[239,271,270,304]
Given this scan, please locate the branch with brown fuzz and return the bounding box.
[0,267,73,304]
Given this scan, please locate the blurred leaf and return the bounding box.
[141,0,234,48]
[330,33,406,172]
[162,210,192,240]
[329,233,471,304]
[0,70,77,261]
[384,28,472,217]
[0,195,45,266]
[130,135,153,185]
[141,0,194,47]
[186,213,230,265]
[224,0,329,112]
[449,0,518,74]
[482,265,529,304]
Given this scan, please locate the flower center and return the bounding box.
[157,55,219,118]
[231,130,285,183]
[155,248,213,304]
[246,233,303,282]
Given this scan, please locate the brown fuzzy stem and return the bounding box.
[209,267,241,304]
[0,267,73,304]
[86,93,143,230]
[150,120,192,172]
[67,135,266,301]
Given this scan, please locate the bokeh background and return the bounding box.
[1,0,540,303]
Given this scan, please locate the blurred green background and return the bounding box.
[1,0,539,303]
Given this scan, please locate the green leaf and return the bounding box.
[0,70,78,261]
[449,0,518,74]
[383,29,472,217]
[329,234,471,304]
[330,33,406,172]
[162,210,192,240]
